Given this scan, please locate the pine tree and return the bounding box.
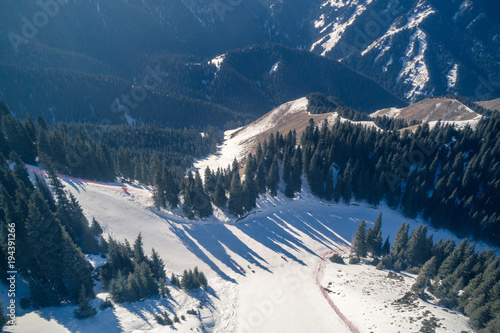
[153,169,166,209]
[406,225,429,267]
[256,161,267,194]
[90,218,103,236]
[340,162,352,203]
[367,213,383,256]
[204,167,215,195]
[381,236,391,256]
[164,168,179,208]
[412,256,437,295]
[267,159,279,197]
[133,233,146,264]
[170,273,180,288]
[324,165,334,201]
[352,219,367,257]
[74,285,97,319]
[228,171,244,216]
[391,222,410,264]
[213,174,227,207]
[291,146,302,193]
[149,248,166,281]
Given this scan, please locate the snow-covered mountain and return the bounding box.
[308,0,500,102]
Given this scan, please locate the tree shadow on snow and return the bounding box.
[168,223,238,283]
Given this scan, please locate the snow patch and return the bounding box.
[362,1,435,57]
[396,28,430,101]
[314,14,326,29]
[447,63,458,91]
[311,0,373,56]
[269,61,280,74]
[209,54,226,71]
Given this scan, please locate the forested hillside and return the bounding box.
[0,99,221,184]
[350,217,500,332]
[152,108,500,247]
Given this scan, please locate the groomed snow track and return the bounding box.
[316,248,360,333]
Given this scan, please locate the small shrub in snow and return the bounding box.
[329,254,345,264]
[155,311,173,326]
[181,315,186,321]
[174,315,180,323]
[186,309,197,315]
[349,256,360,264]
[100,297,113,310]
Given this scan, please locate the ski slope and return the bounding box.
[2,169,483,332]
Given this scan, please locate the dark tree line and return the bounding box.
[153,109,499,249]
[0,154,100,308]
[295,114,500,246]
[0,98,222,184]
[352,218,499,332]
[153,130,303,218]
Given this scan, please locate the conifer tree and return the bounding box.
[133,233,146,264]
[340,162,352,203]
[90,218,103,236]
[352,219,367,257]
[412,256,437,295]
[74,285,97,319]
[150,248,166,281]
[391,222,410,263]
[213,174,227,207]
[164,168,179,208]
[381,236,391,256]
[291,146,302,193]
[407,225,430,267]
[256,161,267,194]
[324,165,334,201]
[228,171,244,216]
[267,159,279,197]
[367,213,383,256]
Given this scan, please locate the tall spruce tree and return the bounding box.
[267,159,279,197]
[353,219,367,257]
[228,171,244,216]
[412,256,437,295]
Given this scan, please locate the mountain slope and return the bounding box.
[207,44,406,115]
[476,98,500,112]
[308,0,500,102]
[371,97,482,122]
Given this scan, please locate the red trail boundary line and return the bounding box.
[316,247,360,333]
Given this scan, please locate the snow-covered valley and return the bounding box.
[1,165,481,332]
